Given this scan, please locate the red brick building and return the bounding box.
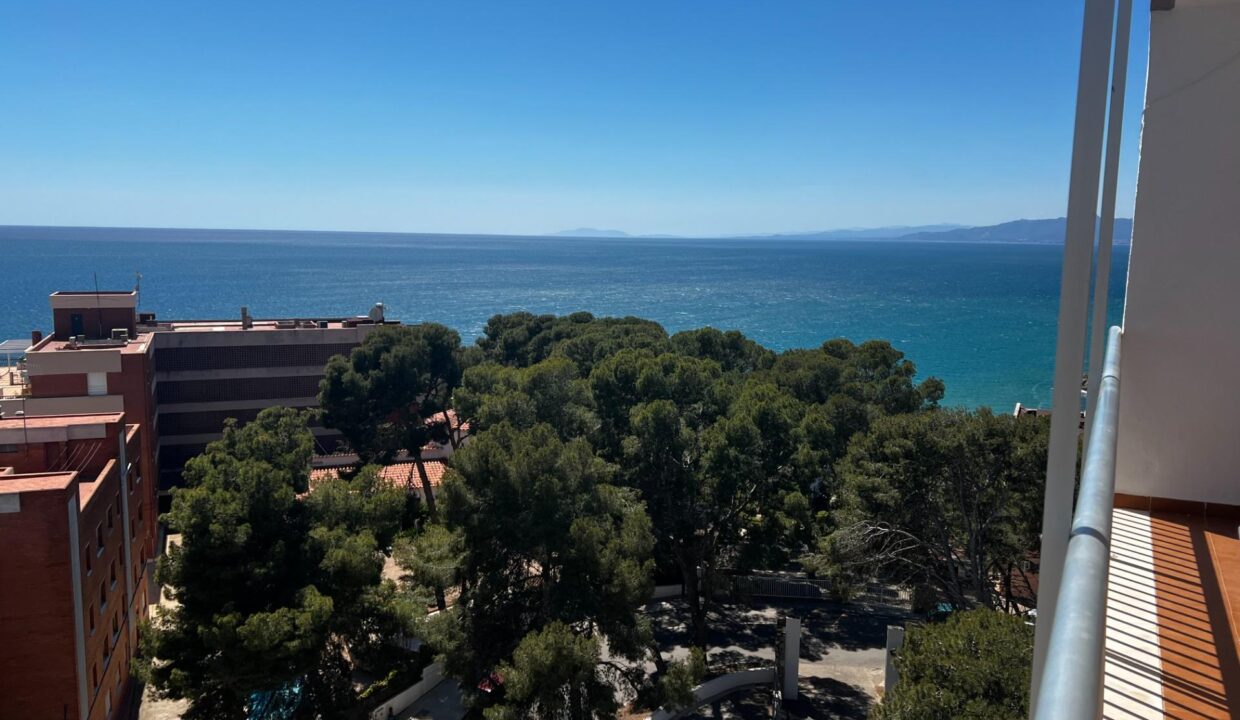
[0,412,152,720]
[1,290,397,502]
[0,289,401,718]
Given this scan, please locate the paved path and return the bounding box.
[645,597,911,719]
[396,678,466,720]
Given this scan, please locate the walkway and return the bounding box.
[1103,505,1240,719]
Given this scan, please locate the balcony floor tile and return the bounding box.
[1104,507,1240,719]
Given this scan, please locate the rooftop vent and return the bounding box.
[368,303,385,323]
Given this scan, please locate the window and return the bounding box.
[84,544,93,574]
[111,613,120,642]
[130,517,136,540]
[0,443,18,453]
[95,524,104,554]
[109,559,117,589]
[87,372,107,396]
[105,690,112,718]
[127,470,134,494]
[99,582,107,609]
[91,664,98,693]
[106,505,114,531]
[137,502,143,523]
[88,604,96,634]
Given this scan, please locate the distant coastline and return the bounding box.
[0,216,1132,246]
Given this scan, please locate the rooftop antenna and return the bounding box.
[134,271,142,309]
[94,272,103,338]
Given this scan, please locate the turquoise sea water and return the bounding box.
[0,226,1127,410]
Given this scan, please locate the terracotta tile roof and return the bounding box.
[309,459,447,491]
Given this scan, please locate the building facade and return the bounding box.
[1,290,395,498]
[0,412,152,720]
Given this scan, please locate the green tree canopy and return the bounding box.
[431,422,656,716]
[141,408,411,719]
[319,323,463,515]
[484,622,620,720]
[822,408,1048,610]
[475,311,670,374]
[872,609,1033,720]
[394,522,464,611]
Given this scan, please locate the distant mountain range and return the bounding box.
[550,228,632,238]
[896,217,1133,245]
[552,217,1133,244]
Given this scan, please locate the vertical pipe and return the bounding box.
[1029,0,1119,711]
[1084,0,1133,451]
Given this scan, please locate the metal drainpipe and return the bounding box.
[1029,0,1121,711]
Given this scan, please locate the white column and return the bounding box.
[782,616,801,700]
[1084,0,1134,450]
[1030,0,1120,710]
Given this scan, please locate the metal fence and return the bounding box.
[717,574,904,605]
[1032,326,1123,720]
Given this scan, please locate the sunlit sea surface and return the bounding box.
[0,226,1127,410]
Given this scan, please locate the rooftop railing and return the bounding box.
[1032,325,1123,720]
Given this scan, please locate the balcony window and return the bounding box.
[87,372,107,397]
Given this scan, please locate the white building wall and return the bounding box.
[1115,0,1240,504]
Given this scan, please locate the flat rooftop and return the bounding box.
[141,318,394,333]
[0,470,76,495]
[27,332,154,355]
[0,411,124,432]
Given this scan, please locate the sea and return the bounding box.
[0,226,1128,410]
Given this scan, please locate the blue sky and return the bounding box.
[0,1,1149,237]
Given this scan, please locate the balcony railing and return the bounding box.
[1032,325,1122,720]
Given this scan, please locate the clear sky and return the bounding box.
[0,1,1149,237]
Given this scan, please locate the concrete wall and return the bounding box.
[0,480,81,719]
[368,662,445,720]
[1115,0,1240,504]
[648,668,775,720]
